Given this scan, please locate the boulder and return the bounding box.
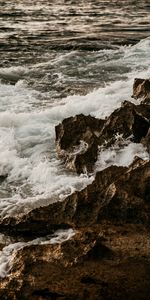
[1,227,150,300]
[0,175,7,184]
[132,78,150,103]
[141,128,150,155]
[55,114,104,174]
[1,80,150,299]
[1,158,150,235]
[98,101,149,145]
[55,104,149,174]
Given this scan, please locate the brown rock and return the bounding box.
[1,158,150,235]
[141,129,150,155]
[0,175,7,184]
[1,86,150,299]
[135,103,150,120]
[55,114,104,174]
[98,159,150,224]
[55,104,149,175]
[0,165,126,235]
[1,227,150,300]
[98,101,149,145]
[132,78,150,102]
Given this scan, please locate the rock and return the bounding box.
[135,103,150,120]
[98,101,149,145]
[132,109,149,142]
[0,165,126,235]
[1,158,150,235]
[1,227,150,300]
[98,159,150,224]
[132,78,150,102]
[0,175,7,184]
[0,234,16,251]
[55,104,149,174]
[1,81,150,299]
[55,114,105,174]
[141,129,150,155]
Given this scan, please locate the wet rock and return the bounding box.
[98,159,150,224]
[55,114,104,174]
[55,104,149,174]
[1,227,150,300]
[98,101,149,145]
[1,82,150,299]
[132,109,149,142]
[141,129,150,156]
[1,158,150,235]
[0,175,7,184]
[0,165,126,234]
[135,103,150,120]
[132,78,150,102]
[0,234,16,251]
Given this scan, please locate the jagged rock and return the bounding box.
[132,78,150,103]
[1,227,150,300]
[0,165,126,235]
[135,103,150,120]
[55,114,104,174]
[98,158,150,224]
[141,129,150,155]
[1,158,150,235]
[1,82,150,299]
[0,175,7,184]
[0,234,16,251]
[55,104,149,174]
[98,101,149,145]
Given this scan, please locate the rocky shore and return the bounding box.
[0,78,150,300]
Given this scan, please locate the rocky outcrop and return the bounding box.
[55,114,104,174]
[1,227,150,300]
[1,158,150,235]
[142,129,150,155]
[98,101,149,145]
[132,78,150,103]
[55,102,149,174]
[1,79,150,299]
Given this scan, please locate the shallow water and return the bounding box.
[0,0,150,219]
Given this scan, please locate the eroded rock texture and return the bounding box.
[132,78,150,103]
[1,227,150,300]
[1,79,150,299]
[55,114,104,174]
[1,158,150,235]
[55,101,149,174]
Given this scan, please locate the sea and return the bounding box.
[0,0,150,275]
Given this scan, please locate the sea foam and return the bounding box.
[0,37,150,218]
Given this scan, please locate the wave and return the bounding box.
[0,37,150,218]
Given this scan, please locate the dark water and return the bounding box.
[0,0,150,98]
[0,0,150,216]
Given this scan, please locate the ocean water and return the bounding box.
[0,0,150,278]
[0,0,150,219]
[0,1,150,269]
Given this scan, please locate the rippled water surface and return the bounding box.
[0,0,150,217]
[0,0,150,95]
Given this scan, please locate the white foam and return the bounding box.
[0,66,27,83]
[0,37,150,218]
[96,142,149,171]
[0,229,75,278]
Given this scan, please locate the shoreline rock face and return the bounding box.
[132,78,150,103]
[55,114,104,174]
[1,79,150,299]
[0,158,150,235]
[55,101,149,174]
[1,227,150,300]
